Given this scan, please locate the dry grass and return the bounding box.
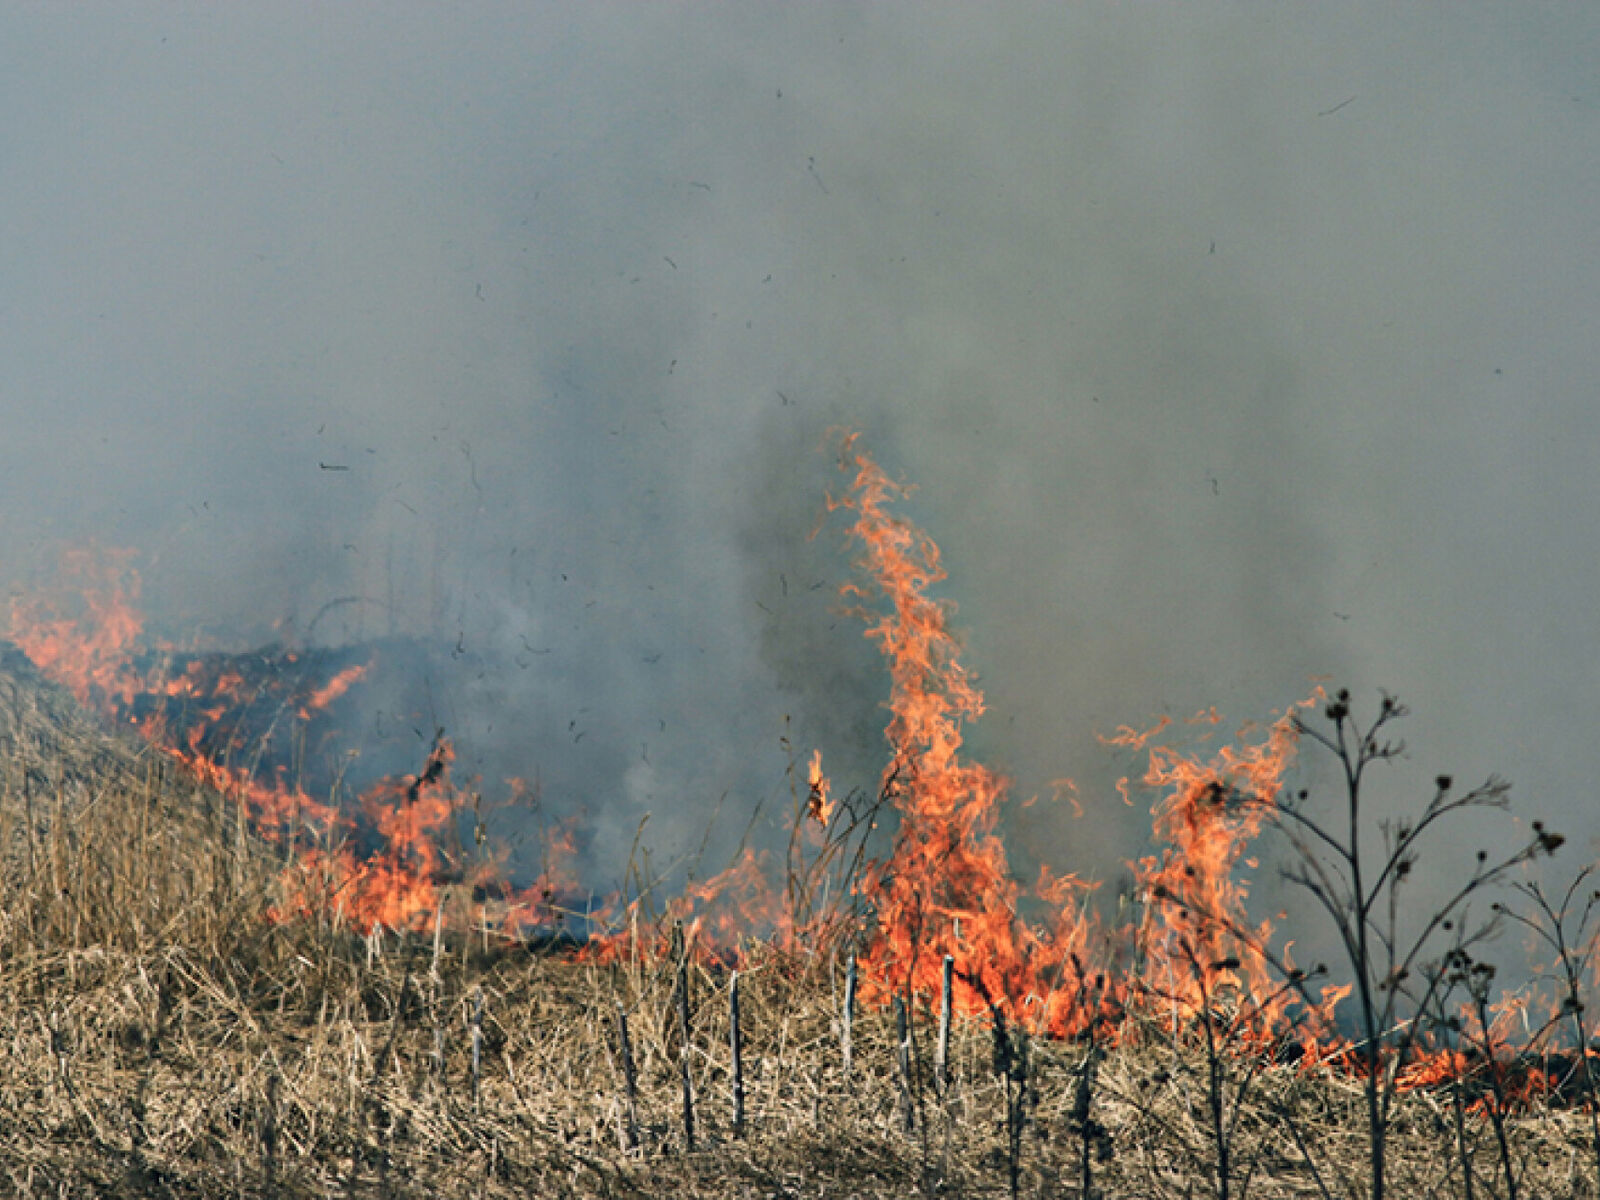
[3,643,1598,1199]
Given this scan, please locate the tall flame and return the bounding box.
[828,433,1099,1030]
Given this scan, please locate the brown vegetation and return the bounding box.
[4,645,1599,1199]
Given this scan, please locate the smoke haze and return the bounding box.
[4,5,1599,906]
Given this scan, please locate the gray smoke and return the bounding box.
[3,6,1599,925]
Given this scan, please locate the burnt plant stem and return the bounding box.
[936,953,953,1097]
[1069,1042,1099,1200]
[967,971,1035,1200]
[1010,1030,1030,1200]
[1197,968,1230,1200]
[842,952,856,1081]
[1448,1065,1477,1200]
[729,970,745,1138]
[614,1001,640,1153]
[675,928,696,1152]
[894,993,914,1133]
[1466,976,1521,1200]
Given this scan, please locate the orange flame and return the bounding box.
[8,546,581,938]
[806,748,833,826]
[828,433,1101,1031]
[9,545,145,710]
[21,465,1587,1111]
[300,660,370,719]
[1131,702,1313,1027]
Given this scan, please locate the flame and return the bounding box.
[9,545,145,709]
[8,546,583,938]
[498,811,586,935]
[822,436,1331,1043]
[19,452,1596,1115]
[1396,1046,1473,1092]
[806,748,833,826]
[1131,702,1312,1027]
[827,433,1101,1032]
[679,847,787,950]
[300,660,370,719]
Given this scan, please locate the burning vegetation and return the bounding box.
[3,436,1599,1198]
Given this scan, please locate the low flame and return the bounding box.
[7,550,579,938]
[10,545,145,710]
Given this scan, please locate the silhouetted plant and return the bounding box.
[1499,867,1600,1189]
[1422,938,1529,1200]
[1270,689,1562,1200]
[1065,1039,1110,1200]
[1141,906,1327,1200]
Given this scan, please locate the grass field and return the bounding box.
[5,642,1600,1200]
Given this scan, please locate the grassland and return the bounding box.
[3,642,1597,1199]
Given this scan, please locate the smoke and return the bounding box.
[4,5,1599,912]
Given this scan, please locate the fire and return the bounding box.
[15,441,1590,1131]
[300,660,369,718]
[0,468,1322,1045]
[806,748,833,826]
[827,432,1100,1032]
[499,809,586,936]
[7,546,581,938]
[1127,701,1314,1029]
[10,545,145,710]
[822,435,1330,1043]
[276,735,470,932]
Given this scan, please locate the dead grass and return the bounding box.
[3,643,1599,1199]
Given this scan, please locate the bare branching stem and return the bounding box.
[1278,689,1559,1200]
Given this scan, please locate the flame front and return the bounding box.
[10,545,145,710]
[6,551,579,938]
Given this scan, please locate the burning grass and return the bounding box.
[7,437,1600,1197]
[3,732,1597,1200]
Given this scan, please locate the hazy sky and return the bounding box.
[3,5,1598,915]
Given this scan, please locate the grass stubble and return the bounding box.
[2,643,1598,1199]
